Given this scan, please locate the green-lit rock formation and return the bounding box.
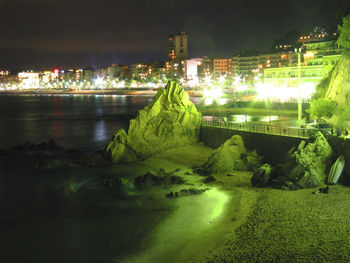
[199,135,261,174]
[252,132,332,189]
[105,81,202,163]
[324,52,350,127]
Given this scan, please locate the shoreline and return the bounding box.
[0,89,203,97]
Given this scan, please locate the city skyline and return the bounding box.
[1,0,350,70]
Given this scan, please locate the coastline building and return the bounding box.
[213,58,232,79]
[263,39,342,94]
[168,32,188,61]
[129,63,148,80]
[183,58,203,84]
[18,72,40,89]
[197,58,213,81]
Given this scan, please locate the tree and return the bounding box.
[309,98,337,119]
[338,15,350,49]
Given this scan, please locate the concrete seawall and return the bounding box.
[200,126,350,183]
[200,126,304,165]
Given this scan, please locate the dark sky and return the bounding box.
[1,0,350,70]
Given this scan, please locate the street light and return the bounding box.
[295,48,302,127]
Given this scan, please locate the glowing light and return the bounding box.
[255,82,316,102]
[94,76,104,87]
[203,88,223,105]
[219,75,226,84]
[204,76,212,84]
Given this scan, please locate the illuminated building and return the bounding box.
[41,71,52,83]
[197,58,213,81]
[164,60,185,79]
[107,64,128,80]
[275,44,293,51]
[183,58,202,84]
[232,55,259,76]
[213,58,232,79]
[0,70,9,77]
[147,61,166,80]
[130,63,148,79]
[18,72,40,89]
[168,32,188,61]
[263,40,343,94]
[82,68,93,81]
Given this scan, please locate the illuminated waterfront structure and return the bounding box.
[18,72,40,89]
[263,39,343,99]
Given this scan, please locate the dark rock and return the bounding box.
[312,186,329,194]
[179,188,209,196]
[251,132,332,190]
[79,153,111,167]
[204,175,216,183]
[251,163,272,187]
[38,159,72,169]
[134,169,185,187]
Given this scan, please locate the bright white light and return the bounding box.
[255,82,316,102]
[234,75,241,84]
[219,75,226,84]
[204,76,212,84]
[235,85,248,92]
[94,77,104,87]
[203,88,223,105]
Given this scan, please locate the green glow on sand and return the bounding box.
[206,188,229,222]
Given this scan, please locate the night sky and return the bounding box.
[1,0,350,70]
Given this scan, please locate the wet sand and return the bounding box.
[3,143,350,263]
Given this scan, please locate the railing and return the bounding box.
[202,119,310,139]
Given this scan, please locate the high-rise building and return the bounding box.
[168,32,188,61]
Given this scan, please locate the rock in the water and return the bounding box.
[200,135,261,174]
[105,81,202,163]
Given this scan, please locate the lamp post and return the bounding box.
[295,48,302,127]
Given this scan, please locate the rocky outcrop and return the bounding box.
[251,132,332,190]
[325,52,350,128]
[105,81,202,163]
[198,135,261,174]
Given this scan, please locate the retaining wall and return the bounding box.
[200,126,304,165]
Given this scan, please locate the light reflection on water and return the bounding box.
[0,94,153,151]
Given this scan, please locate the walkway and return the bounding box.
[202,119,310,139]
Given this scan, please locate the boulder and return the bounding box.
[251,163,272,187]
[324,52,350,128]
[251,132,333,190]
[134,169,185,187]
[105,81,202,163]
[200,135,261,174]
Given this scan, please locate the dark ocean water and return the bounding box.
[0,94,154,151]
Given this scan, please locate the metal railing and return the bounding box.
[202,119,310,139]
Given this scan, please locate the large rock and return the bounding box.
[252,132,333,190]
[199,135,261,174]
[105,81,202,163]
[325,52,350,128]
